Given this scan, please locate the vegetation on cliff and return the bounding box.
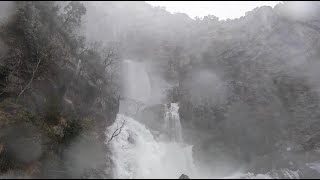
[0,1,119,178]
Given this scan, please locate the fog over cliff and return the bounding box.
[1,1,320,179]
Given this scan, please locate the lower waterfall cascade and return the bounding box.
[105,103,199,179]
[105,103,302,179]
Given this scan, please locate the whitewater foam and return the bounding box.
[164,103,183,143]
[105,103,302,179]
[105,113,198,179]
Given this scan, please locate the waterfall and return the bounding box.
[119,60,151,116]
[105,104,303,179]
[106,103,199,179]
[164,103,183,143]
[122,59,151,104]
[105,59,303,179]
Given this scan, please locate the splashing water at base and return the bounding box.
[105,103,302,179]
[105,113,199,179]
[229,169,300,179]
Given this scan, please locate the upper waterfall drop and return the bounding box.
[119,59,152,116]
[122,59,151,104]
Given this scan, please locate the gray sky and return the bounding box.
[146,1,282,20]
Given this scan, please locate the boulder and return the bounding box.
[136,104,165,132]
[179,174,190,179]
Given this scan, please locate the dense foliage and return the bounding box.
[0,1,119,178]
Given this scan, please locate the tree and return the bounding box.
[61,1,86,32]
[107,120,125,144]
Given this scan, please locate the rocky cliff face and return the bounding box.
[136,104,165,132]
[175,1,320,175]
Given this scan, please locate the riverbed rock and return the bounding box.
[136,104,165,132]
[179,174,190,179]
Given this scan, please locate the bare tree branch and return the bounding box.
[16,55,43,102]
[107,120,125,144]
[15,36,57,103]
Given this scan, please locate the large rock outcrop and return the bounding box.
[179,174,190,179]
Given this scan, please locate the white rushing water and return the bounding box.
[232,169,300,179]
[163,103,183,143]
[119,59,151,116]
[105,104,303,179]
[105,103,303,179]
[109,59,199,178]
[105,104,199,179]
[122,60,151,104]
